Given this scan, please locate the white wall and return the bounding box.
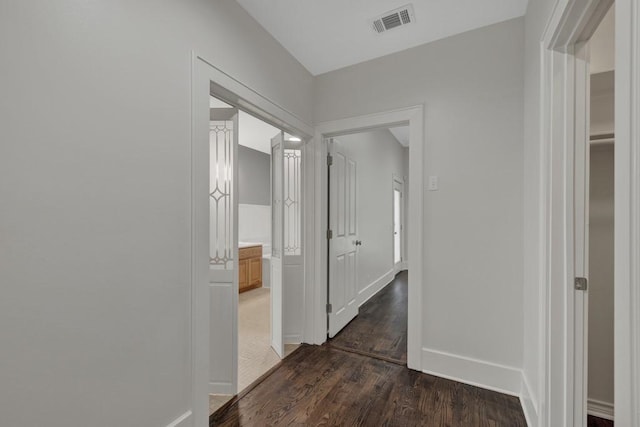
[588,144,615,410]
[337,130,408,305]
[0,1,313,426]
[591,71,615,135]
[315,18,525,382]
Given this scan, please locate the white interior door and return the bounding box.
[271,132,285,357]
[328,138,358,338]
[393,178,403,269]
[208,106,238,395]
[283,141,304,344]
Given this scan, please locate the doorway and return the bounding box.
[536,0,632,424]
[313,106,424,370]
[585,7,615,425]
[207,95,306,413]
[393,176,405,272]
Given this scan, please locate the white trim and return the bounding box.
[313,105,424,371]
[191,51,315,427]
[587,398,614,420]
[537,2,614,425]
[615,1,640,425]
[421,348,522,397]
[357,268,394,307]
[520,373,539,427]
[166,410,192,427]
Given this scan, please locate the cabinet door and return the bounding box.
[249,258,262,286]
[238,259,248,291]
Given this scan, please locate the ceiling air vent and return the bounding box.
[371,4,415,34]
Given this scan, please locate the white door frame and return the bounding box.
[191,52,315,426]
[313,105,424,371]
[538,0,640,425]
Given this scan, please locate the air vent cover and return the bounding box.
[371,4,415,34]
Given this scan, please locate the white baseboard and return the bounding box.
[167,410,192,427]
[284,334,302,344]
[209,381,235,395]
[588,398,614,420]
[519,373,538,427]
[358,269,394,307]
[421,348,522,397]
[394,260,408,273]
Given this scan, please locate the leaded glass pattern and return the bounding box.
[210,120,234,269]
[284,149,302,256]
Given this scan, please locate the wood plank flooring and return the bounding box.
[211,271,527,426]
[210,344,526,426]
[328,271,408,364]
[588,415,614,427]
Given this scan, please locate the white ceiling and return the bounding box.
[590,4,614,75]
[235,0,529,75]
[389,126,410,147]
[210,96,280,154]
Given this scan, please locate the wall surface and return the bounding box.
[337,130,408,304]
[239,145,271,206]
[588,144,615,408]
[591,71,615,135]
[0,1,313,426]
[315,18,525,377]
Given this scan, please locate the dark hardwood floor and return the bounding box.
[328,271,408,364]
[210,344,527,426]
[211,271,527,426]
[588,415,614,427]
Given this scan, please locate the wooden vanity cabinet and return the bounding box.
[239,245,262,292]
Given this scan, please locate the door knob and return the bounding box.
[354,240,362,246]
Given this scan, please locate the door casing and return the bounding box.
[313,106,424,371]
[535,0,640,425]
[191,52,315,427]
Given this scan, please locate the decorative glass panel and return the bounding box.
[284,149,302,256]
[210,119,234,269]
[272,143,282,259]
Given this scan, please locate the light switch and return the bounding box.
[428,175,439,191]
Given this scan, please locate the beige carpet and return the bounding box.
[237,287,281,393]
[210,287,302,415]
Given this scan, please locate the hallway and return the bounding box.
[210,274,527,426]
[329,271,408,364]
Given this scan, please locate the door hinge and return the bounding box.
[327,154,333,166]
[575,277,588,291]
[326,303,332,314]
[327,229,333,240]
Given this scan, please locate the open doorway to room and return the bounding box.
[207,95,304,415]
[586,5,615,426]
[325,126,410,365]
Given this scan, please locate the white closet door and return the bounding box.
[270,132,285,358]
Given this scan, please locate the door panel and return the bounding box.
[393,178,404,268]
[328,138,358,338]
[208,106,238,395]
[271,132,285,357]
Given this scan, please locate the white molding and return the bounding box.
[191,51,316,427]
[537,2,615,425]
[520,373,539,427]
[313,105,424,371]
[421,348,522,396]
[614,1,640,425]
[357,269,394,307]
[166,411,192,427]
[587,398,614,420]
